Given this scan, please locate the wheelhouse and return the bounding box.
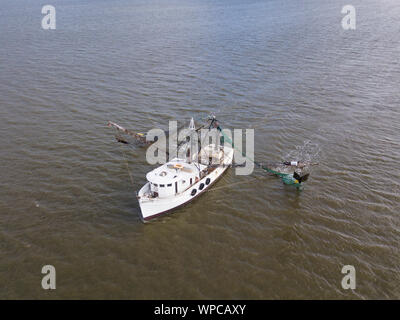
[146,159,200,198]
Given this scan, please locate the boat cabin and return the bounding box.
[146,159,201,198]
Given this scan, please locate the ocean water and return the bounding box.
[0,0,399,299]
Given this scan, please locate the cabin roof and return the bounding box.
[146,158,204,184]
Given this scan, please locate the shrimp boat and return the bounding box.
[137,118,233,221]
[108,115,314,222]
[137,143,233,221]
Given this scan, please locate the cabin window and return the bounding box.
[160,184,165,187]
[153,184,158,187]
[190,178,192,185]
[167,184,172,187]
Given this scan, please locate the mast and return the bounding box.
[189,117,195,131]
[184,117,196,163]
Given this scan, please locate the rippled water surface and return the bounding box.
[1,0,399,299]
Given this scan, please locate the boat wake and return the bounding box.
[284,140,321,164]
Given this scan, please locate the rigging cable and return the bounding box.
[113,128,136,188]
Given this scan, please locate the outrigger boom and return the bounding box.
[107,121,150,145]
[207,115,314,188]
